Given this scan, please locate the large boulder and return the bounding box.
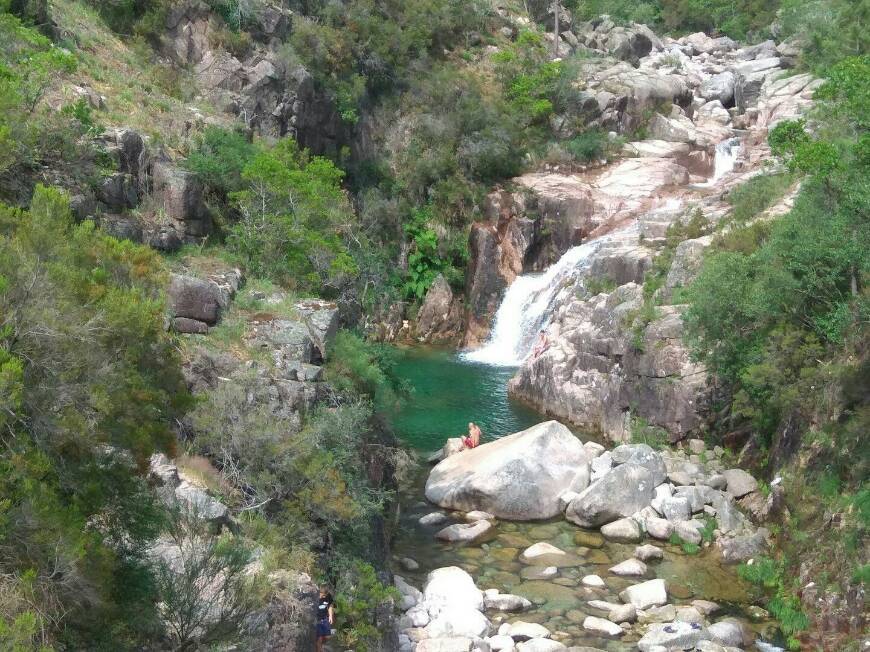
[699,71,736,106]
[423,567,484,614]
[416,274,464,343]
[425,421,590,520]
[151,160,211,241]
[610,444,667,485]
[168,273,224,325]
[565,463,656,527]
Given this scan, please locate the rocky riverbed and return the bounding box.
[392,423,783,652]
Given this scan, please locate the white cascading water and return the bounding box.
[696,137,741,187]
[464,138,739,368]
[462,226,637,367]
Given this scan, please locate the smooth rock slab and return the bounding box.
[436,520,494,544]
[426,421,591,520]
[619,579,668,610]
[609,558,648,576]
[582,616,623,637]
[600,517,642,542]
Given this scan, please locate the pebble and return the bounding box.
[609,558,648,576]
[581,574,605,588]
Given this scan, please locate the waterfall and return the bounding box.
[696,137,741,187]
[462,228,632,367]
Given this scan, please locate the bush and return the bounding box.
[227,137,358,292]
[726,172,795,224]
[565,129,610,162]
[153,507,263,649]
[184,125,257,200]
[0,186,190,647]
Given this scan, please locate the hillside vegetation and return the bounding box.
[0,0,867,649]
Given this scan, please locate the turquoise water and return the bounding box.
[388,346,771,649]
[390,346,543,452]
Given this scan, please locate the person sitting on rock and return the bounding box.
[532,329,550,358]
[463,422,481,450]
[315,585,335,651]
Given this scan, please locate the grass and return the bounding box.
[51,0,232,152]
[668,531,700,555]
[630,416,669,450]
[726,172,796,224]
[584,276,617,296]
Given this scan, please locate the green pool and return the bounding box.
[389,346,543,452]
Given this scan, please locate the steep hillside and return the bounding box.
[0,0,866,650]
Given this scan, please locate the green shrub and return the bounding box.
[727,172,795,224]
[630,416,669,449]
[333,561,401,652]
[0,186,190,647]
[184,125,257,199]
[565,129,610,162]
[227,137,358,292]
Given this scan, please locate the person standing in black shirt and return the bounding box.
[315,585,334,651]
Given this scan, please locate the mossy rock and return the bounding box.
[490,546,519,563]
[515,581,581,611]
[574,530,605,548]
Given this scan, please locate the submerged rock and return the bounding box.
[426,421,590,520]
[582,615,623,637]
[619,579,668,610]
[436,520,494,544]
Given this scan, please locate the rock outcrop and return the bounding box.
[425,421,590,520]
[163,0,343,152]
[415,274,464,344]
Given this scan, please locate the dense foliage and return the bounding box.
[683,55,869,647]
[0,186,190,649]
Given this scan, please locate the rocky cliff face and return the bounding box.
[464,27,816,441]
[163,1,343,152]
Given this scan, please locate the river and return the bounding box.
[387,346,782,650]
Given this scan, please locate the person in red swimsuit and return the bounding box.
[463,422,482,449]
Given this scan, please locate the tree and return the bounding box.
[227,137,358,292]
[152,507,262,651]
[0,186,190,648]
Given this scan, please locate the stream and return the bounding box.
[388,347,781,650]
